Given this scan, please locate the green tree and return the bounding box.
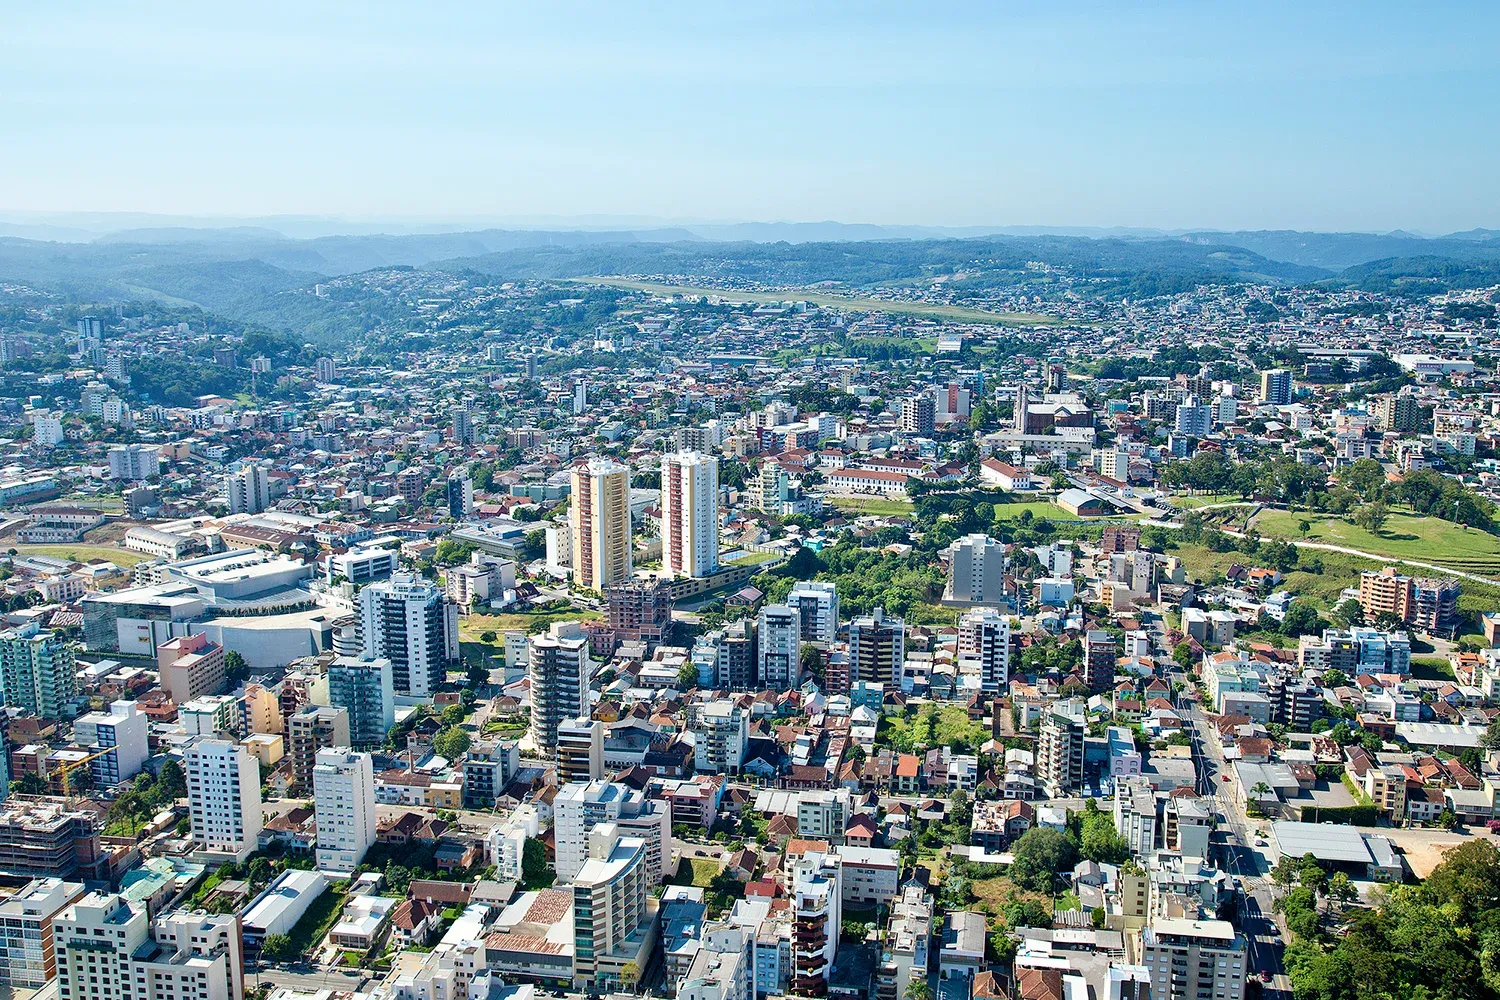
[441,703,466,726]
[260,933,295,962]
[224,649,250,682]
[1008,827,1077,894]
[678,661,700,689]
[432,725,472,760]
[1353,501,1389,534]
[904,982,935,1000]
[522,837,555,889]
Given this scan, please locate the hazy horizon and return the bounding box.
[6,3,1500,232]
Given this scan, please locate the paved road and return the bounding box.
[246,966,370,993]
[1186,706,1290,1000]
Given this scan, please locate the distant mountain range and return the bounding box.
[1,218,1498,342]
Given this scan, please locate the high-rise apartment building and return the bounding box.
[326,655,395,748]
[899,395,935,437]
[528,623,590,754]
[452,407,475,446]
[571,824,657,992]
[184,738,263,863]
[70,701,149,787]
[1259,368,1293,406]
[1084,629,1117,692]
[790,852,842,997]
[0,623,78,719]
[606,579,673,649]
[554,779,670,884]
[661,451,719,579]
[286,706,351,790]
[557,716,606,783]
[225,463,271,514]
[686,698,749,774]
[571,458,633,590]
[315,357,337,383]
[358,574,458,698]
[55,893,244,1000]
[107,444,159,481]
[1038,700,1087,794]
[946,533,1007,606]
[757,604,800,689]
[0,801,108,881]
[848,608,904,687]
[1140,917,1247,1000]
[447,474,474,518]
[312,748,377,874]
[0,877,85,988]
[957,608,1011,694]
[155,633,227,705]
[786,581,839,645]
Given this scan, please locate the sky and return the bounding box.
[3,1,1499,233]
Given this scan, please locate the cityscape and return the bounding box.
[2,7,1499,1000]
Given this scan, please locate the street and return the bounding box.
[1186,705,1290,1000]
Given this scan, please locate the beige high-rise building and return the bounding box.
[661,451,719,579]
[571,458,633,590]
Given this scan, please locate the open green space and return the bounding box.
[728,550,782,566]
[285,887,349,958]
[879,703,989,754]
[1169,542,1384,609]
[1169,493,1249,510]
[828,496,916,517]
[670,858,721,888]
[1253,508,1500,575]
[459,608,603,640]
[577,277,1062,326]
[10,544,148,567]
[1410,656,1457,681]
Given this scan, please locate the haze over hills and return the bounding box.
[2,216,1500,345]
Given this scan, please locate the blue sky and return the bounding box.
[3,2,1498,231]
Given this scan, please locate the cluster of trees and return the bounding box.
[1282,839,1500,1000]
[1162,453,1329,506]
[751,540,947,622]
[1005,804,1129,893]
[104,759,187,835]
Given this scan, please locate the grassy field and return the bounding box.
[829,496,916,517]
[970,874,1053,919]
[459,609,603,640]
[1252,509,1500,575]
[1170,493,1247,510]
[671,858,721,888]
[728,550,782,566]
[11,544,148,567]
[577,277,1063,326]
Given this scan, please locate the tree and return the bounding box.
[949,790,973,828]
[522,837,554,889]
[432,725,472,760]
[678,661,700,689]
[15,773,46,796]
[224,649,250,683]
[1091,905,1106,929]
[260,933,295,962]
[904,982,935,1000]
[1279,601,1324,638]
[1330,599,1365,628]
[1002,895,1052,929]
[1481,715,1500,751]
[1008,827,1077,893]
[480,630,498,643]
[157,759,187,800]
[1327,872,1358,914]
[384,863,412,895]
[1173,641,1195,670]
[1353,501,1389,534]
[441,703,466,726]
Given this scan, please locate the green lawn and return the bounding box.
[1170,493,1251,510]
[459,608,603,640]
[11,544,148,567]
[728,550,782,566]
[1411,656,1457,681]
[1253,509,1500,574]
[992,501,1079,522]
[577,277,1063,326]
[671,858,721,888]
[829,496,916,517]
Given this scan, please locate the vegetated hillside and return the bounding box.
[1181,229,1500,271]
[1320,255,1500,298]
[439,234,1329,293]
